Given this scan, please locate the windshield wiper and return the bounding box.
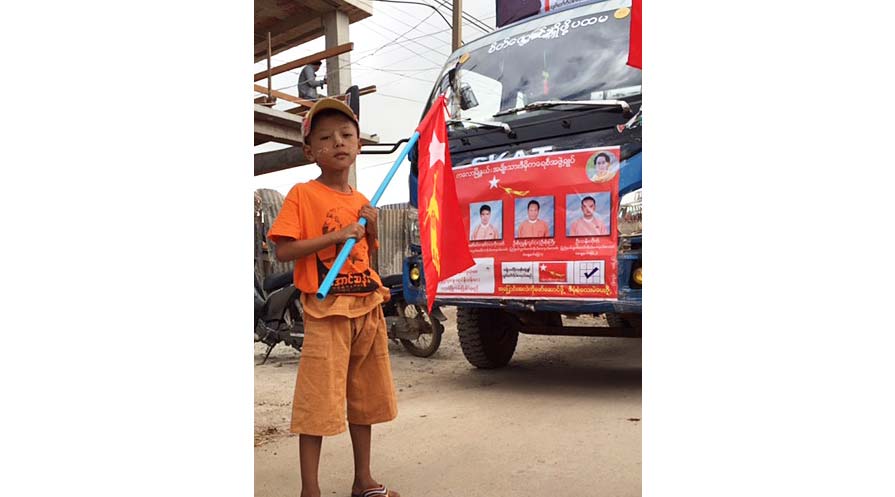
[493,99,632,118]
[446,118,513,134]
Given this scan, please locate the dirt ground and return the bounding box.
[255,308,641,497]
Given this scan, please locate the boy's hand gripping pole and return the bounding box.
[316,131,421,300]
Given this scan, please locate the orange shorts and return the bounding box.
[290,297,398,436]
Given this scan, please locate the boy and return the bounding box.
[267,98,400,497]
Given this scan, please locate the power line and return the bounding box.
[458,5,494,32]
[400,25,453,43]
[346,11,439,70]
[361,21,447,68]
[355,64,442,73]
[369,0,453,31]
[345,25,451,67]
[428,0,493,34]
[354,28,452,68]
[364,14,449,59]
[376,93,427,104]
[374,0,451,36]
[362,19,448,64]
[352,64,441,84]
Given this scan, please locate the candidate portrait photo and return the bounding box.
[566,192,611,237]
[514,196,555,239]
[469,200,503,241]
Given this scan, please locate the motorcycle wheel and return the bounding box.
[281,297,304,351]
[397,303,443,358]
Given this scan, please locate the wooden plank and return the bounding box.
[255,146,311,176]
[255,18,324,62]
[254,104,305,127]
[284,85,377,115]
[254,121,303,147]
[254,100,378,152]
[254,42,353,82]
[253,85,316,108]
[255,130,380,176]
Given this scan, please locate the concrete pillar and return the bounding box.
[324,9,355,187]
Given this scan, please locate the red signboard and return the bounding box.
[437,146,621,301]
[495,0,595,28]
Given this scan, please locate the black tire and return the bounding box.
[397,303,443,358]
[281,298,304,351]
[606,313,641,329]
[255,188,293,279]
[457,307,519,369]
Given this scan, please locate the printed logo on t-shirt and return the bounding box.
[317,207,380,294]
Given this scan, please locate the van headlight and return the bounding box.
[618,188,642,237]
[407,207,420,246]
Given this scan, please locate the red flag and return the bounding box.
[538,262,568,283]
[416,95,475,312]
[627,0,641,69]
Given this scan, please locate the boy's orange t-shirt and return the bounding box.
[267,180,383,299]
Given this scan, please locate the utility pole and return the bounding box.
[452,0,462,52]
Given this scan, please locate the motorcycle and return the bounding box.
[254,271,444,362]
[254,271,304,364]
[380,274,446,358]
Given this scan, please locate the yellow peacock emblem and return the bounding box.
[424,171,441,276]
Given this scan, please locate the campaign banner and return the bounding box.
[495,0,595,28]
[438,146,621,300]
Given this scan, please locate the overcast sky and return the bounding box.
[253,0,498,206]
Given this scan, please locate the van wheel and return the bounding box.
[457,307,518,369]
[605,313,642,330]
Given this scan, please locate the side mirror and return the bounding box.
[460,83,479,110]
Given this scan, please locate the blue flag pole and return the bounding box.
[316,131,422,300]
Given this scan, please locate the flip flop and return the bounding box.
[351,484,400,497]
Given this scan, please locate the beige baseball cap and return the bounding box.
[301,97,359,142]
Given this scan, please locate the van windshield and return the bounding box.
[431,0,641,125]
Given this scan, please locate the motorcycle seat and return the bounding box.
[381,274,403,288]
[263,271,294,293]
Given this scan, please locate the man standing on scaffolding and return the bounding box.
[298,60,326,100]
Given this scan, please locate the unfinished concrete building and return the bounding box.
[254,0,379,186]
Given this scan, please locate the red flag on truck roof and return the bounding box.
[415,95,475,312]
[627,0,641,69]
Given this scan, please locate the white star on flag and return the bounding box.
[540,264,547,271]
[488,176,499,189]
[428,130,445,168]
